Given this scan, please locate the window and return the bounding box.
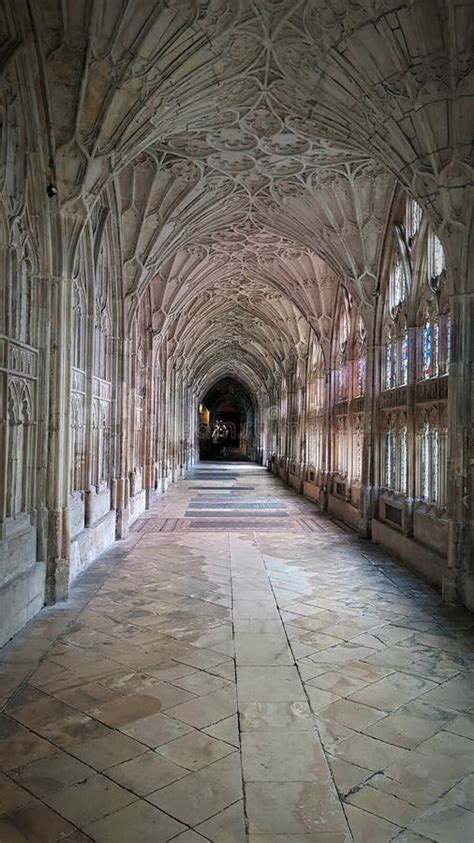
[353,424,363,481]
[356,356,366,396]
[421,419,430,500]
[405,199,422,242]
[385,338,396,389]
[389,251,407,314]
[307,418,324,469]
[417,416,443,504]
[428,233,445,287]
[445,315,451,373]
[400,425,408,494]
[336,417,348,475]
[334,290,350,402]
[401,330,409,385]
[432,428,439,503]
[421,319,439,379]
[385,426,395,489]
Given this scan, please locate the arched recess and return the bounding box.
[199,378,257,462]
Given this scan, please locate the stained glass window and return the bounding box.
[354,427,362,480]
[422,320,440,379]
[433,321,439,377]
[401,331,409,385]
[432,429,439,502]
[385,340,396,389]
[356,356,366,396]
[421,420,430,499]
[446,315,451,372]
[385,427,395,488]
[423,321,433,378]
[390,254,406,312]
[433,236,445,278]
[406,199,422,241]
[400,426,408,494]
[338,364,348,401]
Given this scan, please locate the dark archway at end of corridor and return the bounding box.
[198,377,256,461]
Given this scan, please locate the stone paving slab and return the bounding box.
[0,463,473,841]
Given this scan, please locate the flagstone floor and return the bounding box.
[1,463,473,842]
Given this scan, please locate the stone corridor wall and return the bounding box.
[0,124,196,644]
[264,192,472,611]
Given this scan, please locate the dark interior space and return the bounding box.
[198,377,255,460]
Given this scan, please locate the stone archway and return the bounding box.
[198,378,255,461]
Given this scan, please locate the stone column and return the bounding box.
[113,336,131,539]
[144,331,155,508]
[44,272,72,603]
[358,337,376,539]
[442,289,473,609]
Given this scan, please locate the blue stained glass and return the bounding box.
[423,321,432,378]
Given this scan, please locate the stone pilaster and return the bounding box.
[442,290,473,608]
[45,273,73,604]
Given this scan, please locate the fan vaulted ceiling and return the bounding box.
[5,0,469,392]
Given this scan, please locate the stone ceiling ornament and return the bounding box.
[7,0,469,387]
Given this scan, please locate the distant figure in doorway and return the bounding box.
[211,421,232,457]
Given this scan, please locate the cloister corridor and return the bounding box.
[1,0,474,840]
[0,463,473,843]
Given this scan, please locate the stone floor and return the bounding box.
[0,464,473,842]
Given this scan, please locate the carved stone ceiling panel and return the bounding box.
[7,0,471,386]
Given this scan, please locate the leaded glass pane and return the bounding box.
[406,199,422,240]
[385,428,395,488]
[432,429,439,503]
[446,315,451,372]
[423,321,433,378]
[421,421,430,499]
[400,426,408,494]
[390,254,406,311]
[433,236,445,278]
[433,321,439,377]
[356,356,366,396]
[401,331,409,385]
[385,341,396,389]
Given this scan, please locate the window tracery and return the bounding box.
[334,291,350,402]
[380,196,450,514]
[352,417,363,482]
[91,232,112,489]
[383,230,411,391]
[6,381,34,519]
[415,409,447,507]
[352,315,366,398]
[306,336,325,472]
[384,418,396,490]
[405,199,422,243]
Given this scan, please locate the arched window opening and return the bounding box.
[334,290,350,403]
[405,199,422,243]
[416,414,445,505]
[385,334,396,390]
[352,315,366,399]
[401,330,409,385]
[389,248,408,315]
[352,420,363,482]
[384,422,396,490]
[428,232,446,289]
